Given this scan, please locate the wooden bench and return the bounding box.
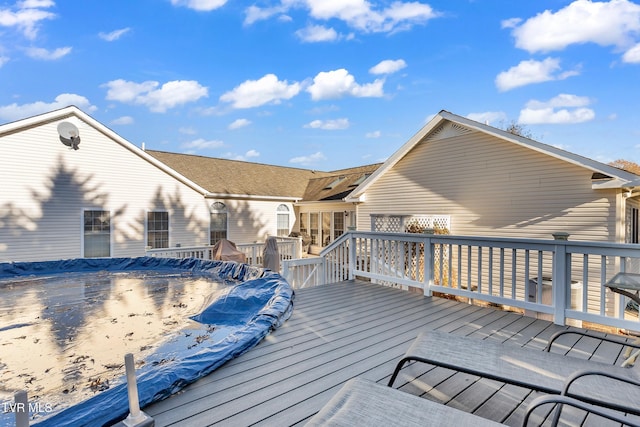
[305,377,504,426]
[388,330,640,418]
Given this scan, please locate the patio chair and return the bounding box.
[545,329,640,367]
[388,330,640,420]
[305,377,504,426]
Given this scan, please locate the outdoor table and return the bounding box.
[605,272,640,366]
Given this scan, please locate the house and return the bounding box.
[146,151,380,255]
[3,106,639,264]
[0,106,375,262]
[346,110,640,245]
[0,107,214,262]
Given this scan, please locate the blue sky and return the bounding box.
[1,0,639,171]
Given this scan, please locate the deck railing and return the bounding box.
[282,231,640,331]
[145,236,302,269]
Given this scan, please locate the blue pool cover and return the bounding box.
[0,257,294,427]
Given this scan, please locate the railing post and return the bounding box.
[348,233,356,281]
[422,231,434,296]
[552,233,570,325]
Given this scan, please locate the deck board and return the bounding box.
[144,280,637,426]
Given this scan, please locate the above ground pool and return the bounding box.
[0,257,294,427]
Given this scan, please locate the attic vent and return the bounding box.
[426,122,472,142]
[324,176,345,190]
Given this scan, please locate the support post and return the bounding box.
[552,233,569,325]
[14,390,29,427]
[113,353,154,427]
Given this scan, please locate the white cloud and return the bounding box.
[508,0,640,54]
[307,68,384,100]
[244,4,288,25]
[305,0,440,33]
[623,42,640,63]
[246,1,440,34]
[495,57,579,91]
[220,74,301,109]
[103,79,208,112]
[99,27,130,42]
[518,93,595,124]
[223,149,261,161]
[295,24,339,42]
[304,118,350,130]
[500,17,522,29]
[0,93,97,121]
[25,46,71,60]
[170,0,227,12]
[182,138,224,150]
[289,151,327,165]
[111,116,134,125]
[369,59,407,75]
[228,118,251,129]
[366,130,381,138]
[0,55,9,67]
[466,111,507,125]
[0,0,55,39]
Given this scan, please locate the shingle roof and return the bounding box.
[147,150,381,201]
[301,163,382,201]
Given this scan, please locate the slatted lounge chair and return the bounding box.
[388,330,640,420]
[305,377,504,426]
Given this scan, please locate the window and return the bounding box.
[300,212,308,235]
[632,207,639,244]
[310,213,319,245]
[277,204,290,237]
[322,212,331,245]
[147,211,169,249]
[84,210,110,257]
[333,212,345,239]
[210,202,227,245]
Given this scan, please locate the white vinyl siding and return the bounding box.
[358,129,618,242]
[0,116,211,262]
[211,199,295,244]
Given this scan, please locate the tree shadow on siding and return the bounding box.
[0,158,123,348]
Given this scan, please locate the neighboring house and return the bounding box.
[346,110,640,245]
[0,106,376,262]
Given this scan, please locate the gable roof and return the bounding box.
[147,150,327,200]
[0,105,210,196]
[346,110,640,202]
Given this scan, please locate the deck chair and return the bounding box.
[388,330,640,421]
[305,377,504,426]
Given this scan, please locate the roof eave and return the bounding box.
[205,193,301,202]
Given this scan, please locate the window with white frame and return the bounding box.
[632,207,639,244]
[310,213,319,245]
[300,212,308,235]
[84,210,110,257]
[147,211,169,249]
[210,201,227,245]
[277,204,290,237]
[333,212,345,239]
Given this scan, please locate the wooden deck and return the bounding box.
[144,280,637,426]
